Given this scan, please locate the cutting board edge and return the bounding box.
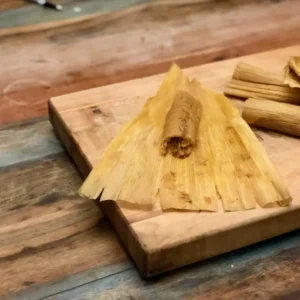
[101,196,300,277]
[48,99,91,178]
[99,200,148,276]
[137,208,300,276]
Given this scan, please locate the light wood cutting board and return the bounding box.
[49,45,300,277]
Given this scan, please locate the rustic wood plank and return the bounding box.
[1,0,300,297]
[1,0,300,125]
[0,120,129,295]
[0,0,25,11]
[0,154,80,212]
[12,230,300,299]
[0,0,150,35]
[0,119,63,168]
[0,0,110,12]
[6,261,133,300]
[0,219,128,296]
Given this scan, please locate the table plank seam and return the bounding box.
[39,266,134,300]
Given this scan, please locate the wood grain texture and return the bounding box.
[0,119,63,168]
[1,0,300,297]
[0,0,107,12]
[1,0,300,125]
[12,230,300,299]
[0,0,151,36]
[0,0,25,11]
[0,120,130,295]
[50,46,300,277]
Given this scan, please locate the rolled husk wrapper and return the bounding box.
[242,98,300,137]
[232,62,284,86]
[283,64,300,89]
[289,56,300,77]
[225,62,300,104]
[161,90,201,158]
[224,79,300,104]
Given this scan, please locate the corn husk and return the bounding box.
[79,64,187,205]
[242,98,300,137]
[289,56,300,77]
[159,79,218,211]
[225,62,300,104]
[79,65,291,211]
[284,61,300,89]
[225,79,300,104]
[232,62,284,86]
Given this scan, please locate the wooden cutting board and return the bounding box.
[49,45,300,277]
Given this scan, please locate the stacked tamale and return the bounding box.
[225,57,300,138]
[224,61,300,104]
[79,63,292,212]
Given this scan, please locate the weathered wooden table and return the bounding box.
[0,1,300,299]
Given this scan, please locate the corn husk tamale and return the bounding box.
[225,62,300,104]
[232,62,284,86]
[242,98,300,137]
[79,64,291,211]
[159,80,218,211]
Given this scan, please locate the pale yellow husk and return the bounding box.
[79,64,291,211]
[242,98,300,137]
[284,63,300,89]
[225,62,300,104]
[289,56,300,77]
[232,62,284,86]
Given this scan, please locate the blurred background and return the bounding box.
[1,0,300,126]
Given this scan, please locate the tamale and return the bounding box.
[161,80,291,211]
[161,91,201,158]
[225,62,300,104]
[79,64,291,211]
[159,80,218,211]
[232,62,284,86]
[242,98,300,137]
[225,79,300,104]
[289,56,300,77]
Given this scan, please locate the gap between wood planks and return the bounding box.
[33,266,134,300]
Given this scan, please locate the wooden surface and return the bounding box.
[1,0,300,298]
[50,45,300,277]
[1,0,300,126]
[1,118,299,299]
